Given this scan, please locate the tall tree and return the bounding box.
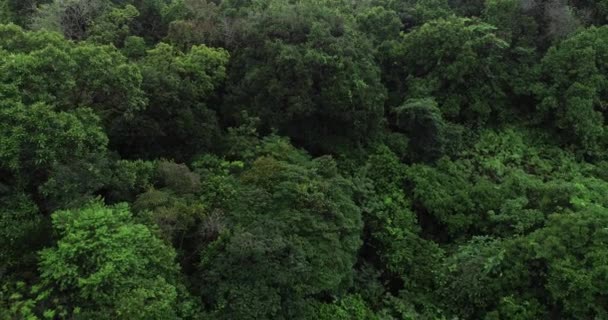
[391,17,511,125]
[113,42,228,160]
[199,137,363,319]
[35,202,199,319]
[222,0,386,153]
[535,26,608,154]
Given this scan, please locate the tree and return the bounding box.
[438,237,507,319]
[0,0,13,23]
[131,160,209,271]
[315,294,378,320]
[484,0,582,51]
[30,0,175,42]
[222,0,386,153]
[87,4,140,46]
[573,0,608,25]
[164,0,224,49]
[0,102,109,212]
[448,0,485,17]
[4,0,50,26]
[0,193,44,274]
[5,0,608,318]
[392,17,511,125]
[355,5,402,44]
[356,146,443,315]
[112,42,228,160]
[483,0,539,49]
[36,202,199,319]
[393,98,448,162]
[369,0,452,29]
[120,0,174,43]
[199,137,363,319]
[0,24,146,132]
[500,207,608,319]
[31,0,108,40]
[535,26,608,154]
[404,128,601,240]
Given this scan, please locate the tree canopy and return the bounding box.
[2,0,608,319]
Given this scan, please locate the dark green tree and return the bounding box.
[391,17,511,125]
[535,26,608,154]
[113,42,228,160]
[222,1,386,152]
[199,137,363,319]
[0,101,109,212]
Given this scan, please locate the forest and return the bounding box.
[1,0,608,318]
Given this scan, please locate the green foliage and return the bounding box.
[30,0,174,42]
[0,0,12,23]
[123,0,175,42]
[0,102,109,211]
[394,98,448,161]
[483,0,539,48]
[114,42,228,160]
[88,4,140,46]
[484,296,547,320]
[316,294,378,320]
[405,128,608,240]
[370,0,452,28]
[130,160,210,273]
[4,0,608,318]
[105,159,156,202]
[449,0,485,16]
[356,6,402,43]
[155,160,201,194]
[535,26,608,153]
[37,201,198,319]
[0,103,106,176]
[0,24,146,128]
[199,137,363,319]
[438,237,506,319]
[164,0,224,49]
[223,1,386,152]
[357,146,443,313]
[0,193,44,273]
[122,35,146,58]
[31,0,109,40]
[393,17,511,124]
[412,0,452,23]
[511,208,608,319]
[5,0,51,26]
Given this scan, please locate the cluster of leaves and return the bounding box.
[3,0,608,319]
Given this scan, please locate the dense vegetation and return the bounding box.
[1,0,608,318]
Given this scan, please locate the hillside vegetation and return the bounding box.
[2,0,608,319]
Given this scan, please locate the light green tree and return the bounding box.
[36,202,199,319]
